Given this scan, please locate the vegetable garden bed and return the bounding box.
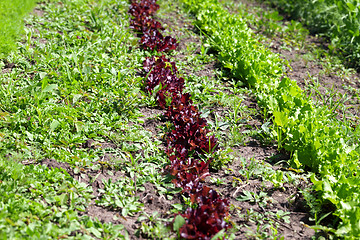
[1,0,360,239]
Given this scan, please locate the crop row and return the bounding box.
[180,0,360,238]
[128,0,231,239]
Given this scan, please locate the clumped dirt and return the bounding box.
[157,7,216,79]
[24,7,48,47]
[1,61,16,74]
[31,7,45,17]
[41,158,74,175]
[138,107,165,134]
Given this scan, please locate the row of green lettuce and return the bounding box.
[179,0,360,238]
[265,0,360,69]
[0,0,37,58]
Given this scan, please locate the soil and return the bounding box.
[32,8,45,17]
[25,7,48,47]
[206,155,314,239]
[138,107,166,135]
[37,105,173,238]
[1,61,16,74]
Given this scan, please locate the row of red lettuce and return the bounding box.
[129,0,231,239]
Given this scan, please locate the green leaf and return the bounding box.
[173,215,185,232]
[39,72,47,80]
[42,84,58,93]
[122,207,128,217]
[50,120,60,132]
[41,78,48,89]
[236,191,253,202]
[72,94,82,104]
[273,111,288,127]
[290,150,302,169]
[88,227,102,238]
[172,203,183,211]
[346,2,356,11]
[336,223,352,236]
[211,229,225,240]
[322,179,338,205]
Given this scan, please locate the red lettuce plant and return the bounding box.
[129,0,160,17]
[168,155,210,192]
[143,55,184,108]
[180,186,231,240]
[141,30,179,52]
[129,0,162,32]
[130,15,164,33]
[165,93,218,159]
[129,0,178,52]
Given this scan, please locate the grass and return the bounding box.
[0,0,37,58]
[1,0,143,164]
